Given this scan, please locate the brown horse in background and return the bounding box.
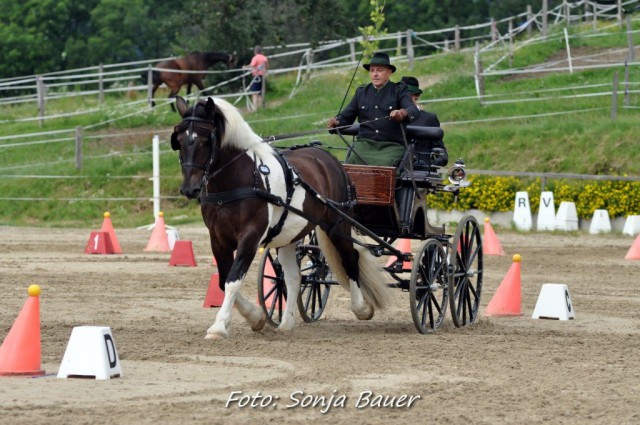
[149,51,235,108]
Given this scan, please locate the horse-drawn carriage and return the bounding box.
[256,124,483,334]
[170,96,482,339]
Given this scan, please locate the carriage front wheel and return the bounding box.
[409,239,449,334]
[448,215,483,327]
[257,248,287,327]
[257,235,334,326]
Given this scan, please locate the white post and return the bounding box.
[152,135,160,219]
[564,28,573,74]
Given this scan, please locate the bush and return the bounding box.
[427,176,640,218]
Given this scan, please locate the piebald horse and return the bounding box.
[171,96,391,339]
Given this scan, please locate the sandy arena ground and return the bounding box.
[1,224,640,425]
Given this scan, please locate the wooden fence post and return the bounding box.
[349,41,356,62]
[396,31,402,57]
[564,1,570,25]
[98,63,104,104]
[454,25,461,51]
[36,75,45,127]
[527,5,533,38]
[147,65,154,109]
[617,0,623,29]
[305,48,313,78]
[592,1,598,30]
[611,71,619,121]
[564,28,573,74]
[475,42,484,105]
[624,61,630,106]
[626,15,636,62]
[406,29,414,70]
[508,18,514,68]
[542,0,548,38]
[75,126,83,170]
[491,19,497,42]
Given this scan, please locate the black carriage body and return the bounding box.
[257,124,483,335]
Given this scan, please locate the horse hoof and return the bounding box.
[354,309,375,321]
[205,331,226,340]
[251,314,267,332]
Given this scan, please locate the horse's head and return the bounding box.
[171,96,226,200]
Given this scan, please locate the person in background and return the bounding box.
[246,45,268,111]
[400,76,448,168]
[327,52,418,166]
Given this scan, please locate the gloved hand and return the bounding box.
[327,117,340,128]
[389,108,408,122]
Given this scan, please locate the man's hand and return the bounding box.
[389,108,408,122]
[327,117,340,128]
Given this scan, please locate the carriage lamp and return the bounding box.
[447,159,467,185]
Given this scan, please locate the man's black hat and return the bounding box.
[400,76,423,95]
[363,52,396,73]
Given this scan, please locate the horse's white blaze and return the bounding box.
[207,278,243,339]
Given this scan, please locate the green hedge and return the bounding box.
[427,176,640,219]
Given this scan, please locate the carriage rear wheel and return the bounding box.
[257,248,287,327]
[410,239,449,334]
[448,215,483,327]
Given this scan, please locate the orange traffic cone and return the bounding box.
[483,217,505,256]
[101,211,122,254]
[385,239,412,270]
[203,274,225,308]
[169,241,197,266]
[144,212,170,252]
[484,254,523,317]
[0,285,45,376]
[625,234,640,260]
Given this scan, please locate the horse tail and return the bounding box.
[315,229,392,310]
[352,237,393,310]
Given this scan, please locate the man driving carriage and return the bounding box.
[327,52,419,167]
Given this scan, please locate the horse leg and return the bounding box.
[273,243,301,332]
[206,244,263,339]
[315,228,374,320]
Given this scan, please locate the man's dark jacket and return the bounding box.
[411,109,448,167]
[335,82,418,143]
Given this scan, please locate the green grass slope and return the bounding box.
[0,21,638,227]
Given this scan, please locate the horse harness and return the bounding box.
[195,141,356,247]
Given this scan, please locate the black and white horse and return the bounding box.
[170,96,391,339]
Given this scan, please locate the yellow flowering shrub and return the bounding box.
[426,176,640,218]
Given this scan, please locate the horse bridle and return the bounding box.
[171,115,220,180]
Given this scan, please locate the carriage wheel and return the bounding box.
[257,248,287,327]
[296,234,333,323]
[448,215,483,327]
[409,239,449,334]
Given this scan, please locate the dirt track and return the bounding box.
[1,225,640,424]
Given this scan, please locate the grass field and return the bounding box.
[0,20,638,227]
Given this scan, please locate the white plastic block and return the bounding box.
[555,201,579,231]
[513,191,532,231]
[623,215,640,236]
[532,284,575,320]
[57,326,122,380]
[537,191,556,231]
[589,209,611,234]
[166,229,180,250]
